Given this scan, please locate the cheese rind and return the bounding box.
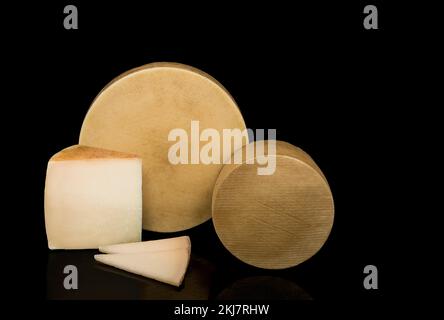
[212,141,334,269]
[94,248,191,287]
[44,145,142,249]
[80,62,247,232]
[99,236,191,254]
[50,145,139,161]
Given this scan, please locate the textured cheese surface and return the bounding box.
[212,141,334,269]
[79,62,247,232]
[99,236,191,254]
[45,145,142,249]
[95,248,191,286]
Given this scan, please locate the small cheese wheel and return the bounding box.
[80,62,247,232]
[212,141,334,269]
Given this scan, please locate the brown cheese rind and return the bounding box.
[212,141,334,269]
[50,145,140,161]
[80,62,247,232]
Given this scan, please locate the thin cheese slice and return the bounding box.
[94,248,191,287]
[80,62,247,232]
[99,236,191,254]
[44,145,142,249]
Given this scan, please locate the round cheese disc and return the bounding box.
[80,62,247,232]
[212,141,334,269]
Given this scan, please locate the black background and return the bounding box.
[5,0,427,315]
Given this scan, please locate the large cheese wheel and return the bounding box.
[212,141,334,269]
[80,63,246,232]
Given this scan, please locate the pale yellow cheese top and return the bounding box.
[80,62,247,232]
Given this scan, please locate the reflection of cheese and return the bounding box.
[80,62,247,232]
[95,248,191,287]
[44,145,142,249]
[99,236,191,254]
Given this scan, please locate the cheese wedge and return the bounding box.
[44,145,142,249]
[99,236,191,254]
[94,248,191,286]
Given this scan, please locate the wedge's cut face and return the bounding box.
[45,145,142,249]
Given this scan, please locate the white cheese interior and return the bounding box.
[44,145,142,249]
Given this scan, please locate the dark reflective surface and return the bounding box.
[46,221,317,300]
[217,276,312,300]
[47,251,312,300]
[47,251,216,300]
